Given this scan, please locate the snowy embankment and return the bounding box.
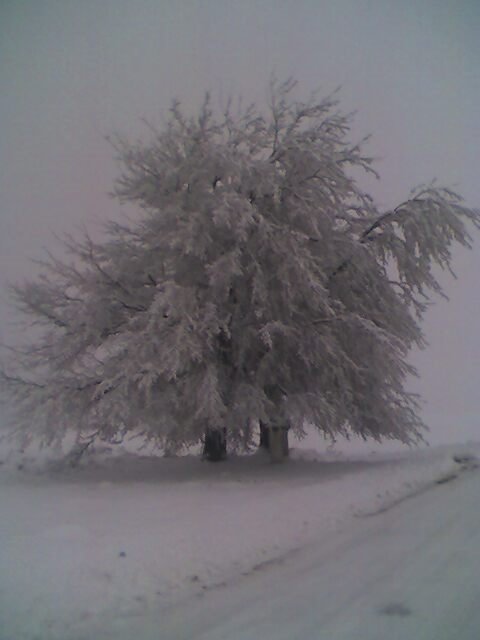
[0,440,478,640]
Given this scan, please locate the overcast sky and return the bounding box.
[1,0,479,444]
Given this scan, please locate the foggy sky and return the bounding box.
[1,0,479,443]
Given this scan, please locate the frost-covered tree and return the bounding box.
[1,78,478,460]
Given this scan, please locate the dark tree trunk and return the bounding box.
[269,425,290,462]
[259,421,290,461]
[203,428,227,462]
[282,427,289,457]
[259,421,270,450]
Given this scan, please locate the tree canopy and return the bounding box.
[1,78,479,455]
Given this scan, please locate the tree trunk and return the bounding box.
[282,426,289,457]
[269,426,289,462]
[259,421,270,450]
[203,428,227,462]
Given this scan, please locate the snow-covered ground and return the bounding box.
[0,436,479,640]
[158,462,480,640]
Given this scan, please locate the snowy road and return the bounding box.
[113,467,480,640]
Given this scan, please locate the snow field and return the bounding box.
[0,441,478,639]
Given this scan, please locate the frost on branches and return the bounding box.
[1,78,479,459]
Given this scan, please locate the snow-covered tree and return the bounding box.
[1,78,478,460]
